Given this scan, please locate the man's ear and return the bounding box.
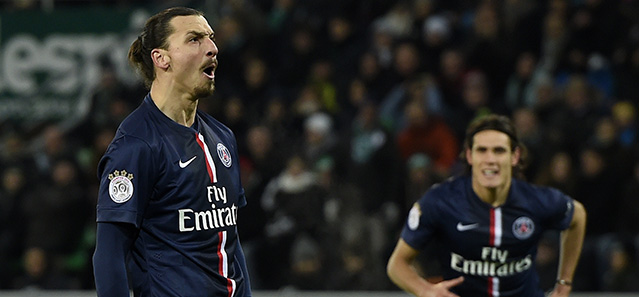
[512,146,521,166]
[465,148,473,166]
[151,49,170,70]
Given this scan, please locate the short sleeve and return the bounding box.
[545,188,575,231]
[400,192,439,250]
[230,132,247,208]
[96,135,157,228]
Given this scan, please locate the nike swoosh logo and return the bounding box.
[456,222,479,232]
[179,156,197,168]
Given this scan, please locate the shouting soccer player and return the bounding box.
[387,114,586,297]
[93,7,251,297]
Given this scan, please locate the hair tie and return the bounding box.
[137,32,148,50]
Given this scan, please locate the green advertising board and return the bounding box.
[0,7,153,126]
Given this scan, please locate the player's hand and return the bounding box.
[546,283,571,297]
[419,276,464,297]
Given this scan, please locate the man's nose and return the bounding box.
[485,151,498,162]
[205,39,218,57]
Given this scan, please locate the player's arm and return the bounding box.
[387,239,463,297]
[549,200,586,297]
[235,235,252,296]
[93,222,138,297]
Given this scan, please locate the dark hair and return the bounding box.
[128,7,204,88]
[459,114,529,179]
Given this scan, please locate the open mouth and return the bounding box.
[203,66,215,79]
[482,169,498,176]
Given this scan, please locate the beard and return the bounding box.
[193,80,216,99]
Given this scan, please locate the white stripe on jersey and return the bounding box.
[492,277,500,297]
[197,133,218,183]
[494,207,502,247]
[219,231,236,297]
[220,230,228,276]
[230,279,237,297]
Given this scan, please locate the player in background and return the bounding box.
[387,114,586,297]
[93,7,251,296]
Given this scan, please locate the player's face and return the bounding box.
[466,130,520,190]
[164,15,218,99]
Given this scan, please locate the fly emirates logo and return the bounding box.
[178,186,238,232]
[450,247,532,277]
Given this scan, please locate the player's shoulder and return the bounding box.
[420,175,468,204]
[511,179,571,208]
[104,99,162,154]
[512,179,567,198]
[197,110,236,140]
[117,101,154,136]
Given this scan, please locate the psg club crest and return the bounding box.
[512,216,535,240]
[108,169,134,203]
[216,143,232,168]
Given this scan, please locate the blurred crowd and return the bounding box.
[2,0,639,293]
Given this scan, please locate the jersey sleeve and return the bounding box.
[400,191,440,250]
[230,132,247,208]
[96,135,157,228]
[543,188,575,231]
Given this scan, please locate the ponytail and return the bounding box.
[128,34,154,88]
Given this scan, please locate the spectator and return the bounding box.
[0,167,28,289]
[297,112,338,166]
[260,155,325,289]
[602,240,639,292]
[535,151,578,198]
[396,99,459,177]
[20,159,89,289]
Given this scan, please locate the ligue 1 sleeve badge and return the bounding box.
[408,203,422,231]
[108,169,134,203]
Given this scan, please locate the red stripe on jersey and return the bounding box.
[488,208,502,296]
[217,231,236,297]
[226,279,234,297]
[195,133,217,183]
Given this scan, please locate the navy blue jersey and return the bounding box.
[96,95,249,297]
[401,176,574,297]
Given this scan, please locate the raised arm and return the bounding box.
[549,200,587,297]
[387,239,464,297]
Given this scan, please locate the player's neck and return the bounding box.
[473,181,510,207]
[150,82,198,127]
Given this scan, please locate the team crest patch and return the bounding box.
[408,203,421,231]
[512,216,535,240]
[108,170,134,203]
[216,143,232,168]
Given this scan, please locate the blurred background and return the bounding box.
[1,0,639,294]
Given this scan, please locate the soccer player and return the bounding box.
[387,114,586,297]
[92,7,251,297]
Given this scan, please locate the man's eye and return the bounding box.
[494,148,507,154]
[190,37,199,42]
